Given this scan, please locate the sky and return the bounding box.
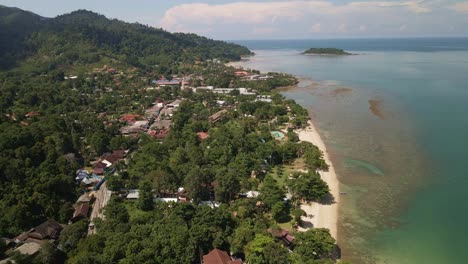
[1,0,468,39]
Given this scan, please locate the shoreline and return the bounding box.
[295,120,340,240]
[229,55,340,240]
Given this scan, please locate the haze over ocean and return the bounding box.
[232,38,468,264]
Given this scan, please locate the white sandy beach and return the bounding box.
[295,120,340,240]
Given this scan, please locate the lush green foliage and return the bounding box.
[0,6,251,71]
[292,229,336,261]
[288,172,329,201]
[303,48,351,55]
[0,5,339,264]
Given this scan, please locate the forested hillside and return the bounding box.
[0,6,338,264]
[0,5,251,71]
[0,5,251,237]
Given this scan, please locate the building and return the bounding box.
[197,132,210,141]
[234,71,249,77]
[167,99,182,108]
[14,219,63,243]
[152,79,180,86]
[209,110,228,123]
[126,190,139,199]
[202,248,243,264]
[14,242,42,256]
[71,203,90,222]
[120,114,143,124]
[268,228,295,247]
[255,95,272,103]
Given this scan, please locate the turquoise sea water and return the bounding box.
[232,38,468,263]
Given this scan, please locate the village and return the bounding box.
[1,66,302,264]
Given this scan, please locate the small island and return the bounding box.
[303,48,352,55]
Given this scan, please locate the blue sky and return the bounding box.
[1,0,468,39]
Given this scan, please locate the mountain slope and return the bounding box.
[0,6,252,71]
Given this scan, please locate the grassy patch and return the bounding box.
[123,201,152,221]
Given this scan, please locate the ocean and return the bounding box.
[231,38,468,264]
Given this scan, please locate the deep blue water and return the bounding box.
[234,37,468,52]
[231,38,468,264]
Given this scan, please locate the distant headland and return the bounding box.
[303,48,352,55]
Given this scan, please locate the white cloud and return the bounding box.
[311,23,322,33]
[347,0,431,13]
[160,0,432,30]
[449,1,468,13]
[400,24,408,31]
[156,0,466,38]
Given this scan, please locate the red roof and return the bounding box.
[149,128,170,139]
[25,111,40,117]
[234,71,249,76]
[197,132,210,141]
[203,249,240,264]
[120,114,142,123]
[93,168,104,175]
[72,203,89,221]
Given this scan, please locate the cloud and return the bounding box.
[160,0,432,30]
[449,1,468,13]
[311,23,322,33]
[157,0,465,38]
[347,0,431,13]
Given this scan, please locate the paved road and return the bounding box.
[88,181,112,235]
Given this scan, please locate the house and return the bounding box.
[234,71,249,77]
[240,190,259,198]
[255,95,272,103]
[76,169,89,182]
[120,125,144,135]
[126,190,139,199]
[93,167,105,175]
[197,132,210,141]
[133,120,149,128]
[120,114,143,124]
[76,192,92,204]
[202,248,243,264]
[14,219,63,243]
[194,86,214,93]
[108,68,117,74]
[151,120,172,130]
[209,110,228,123]
[167,99,182,108]
[14,242,42,256]
[25,111,40,118]
[152,79,180,86]
[71,203,90,222]
[268,228,295,247]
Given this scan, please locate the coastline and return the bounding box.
[229,55,341,241]
[295,120,340,240]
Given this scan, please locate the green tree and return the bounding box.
[288,172,329,202]
[105,199,129,223]
[271,202,288,223]
[244,234,288,264]
[293,228,336,260]
[137,181,154,211]
[59,220,89,253]
[259,175,285,209]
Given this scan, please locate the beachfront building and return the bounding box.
[202,248,243,264]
